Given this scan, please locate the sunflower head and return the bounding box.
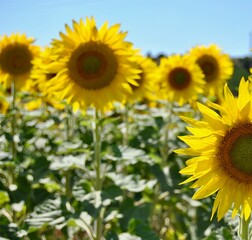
[159,54,205,106]
[125,54,159,103]
[32,47,60,94]
[0,33,40,91]
[30,47,67,110]
[175,78,252,221]
[189,44,234,98]
[43,17,139,112]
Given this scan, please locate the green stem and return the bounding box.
[93,108,103,240]
[65,170,72,201]
[8,82,17,187]
[122,103,130,146]
[11,82,17,161]
[65,104,74,141]
[94,109,102,191]
[160,102,172,166]
[239,216,250,240]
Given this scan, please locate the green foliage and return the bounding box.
[0,96,239,240]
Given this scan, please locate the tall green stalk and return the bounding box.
[122,103,130,146]
[160,102,172,166]
[65,104,75,141]
[11,82,17,161]
[93,108,103,240]
[64,105,76,203]
[65,170,72,202]
[8,82,18,187]
[239,216,250,240]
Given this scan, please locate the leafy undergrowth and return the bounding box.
[0,98,236,240]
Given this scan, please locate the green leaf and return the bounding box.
[104,210,122,223]
[149,163,170,192]
[128,219,159,240]
[102,185,123,201]
[0,223,20,240]
[0,191,9,206]
[118,233,141,240]
[119,198,152,231]
[106,146,154,165]
[105,231,119,240]
[74,214,94,240]
[31,156,50,181]
[38,178,62,192]
[11,201,25,212]
[107,173,155,192]
[49,154,87,171]
[25,198,62,228]
[0,152,10,161]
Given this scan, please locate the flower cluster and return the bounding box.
[0,17,234,114]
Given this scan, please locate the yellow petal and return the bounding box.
[237,77,250,112]
[223,83,238,121]
[197,102,224,130]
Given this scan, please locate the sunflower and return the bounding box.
[43,17,139,111]
[31,47,59,92]
[126,54,159,103]
[159,54,205,106]
[189,44,233,98]
[175,78,252,221]
[30,47,65,111]
[0,33,40,91]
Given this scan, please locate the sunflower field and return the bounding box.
[0,17,252,240]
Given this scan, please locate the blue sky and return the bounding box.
[1,0,252,58]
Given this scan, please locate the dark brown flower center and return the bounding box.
[197,55,219,83]
[68,42,117,90]
[77,51,106,79]
[168,67,191,90]
[46,73,57,81]
[0,43,33,75]
[218,122,252,183]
